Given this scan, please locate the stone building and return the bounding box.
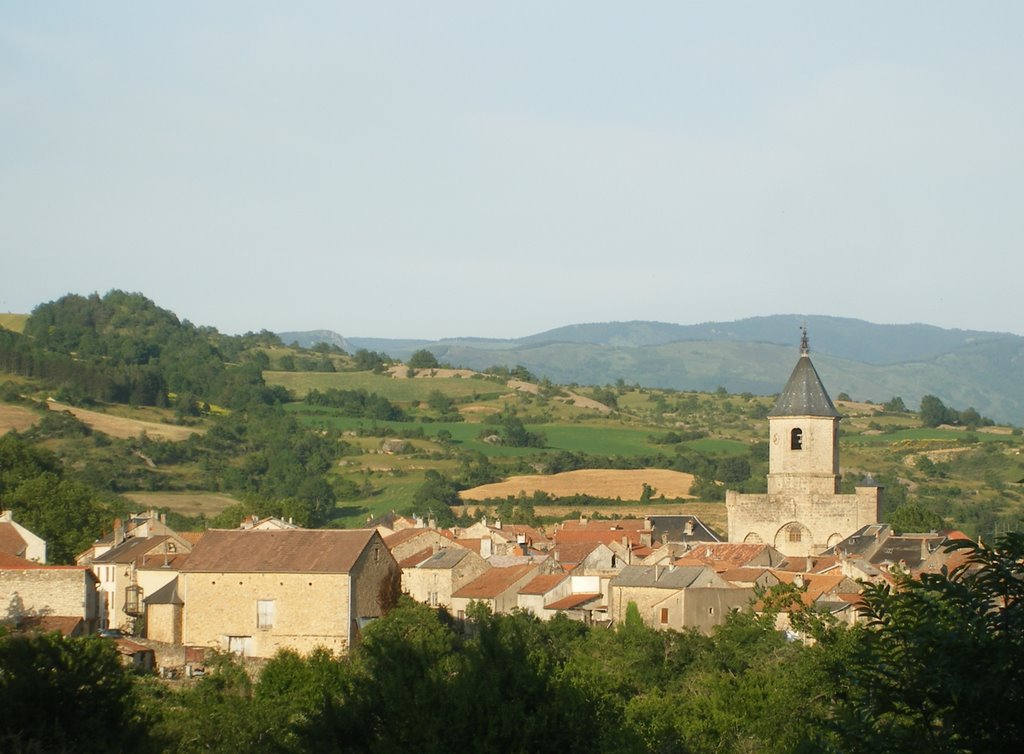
[0,554,100,635]
[726,331,881,557]
[179,529,398,658]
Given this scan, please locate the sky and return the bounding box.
[2,3,1023,339]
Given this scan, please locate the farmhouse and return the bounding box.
[179,529,399,658]
[726,331,881,556]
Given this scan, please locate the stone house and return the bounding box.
[726,333,881,556]
[143,578,184,644]
[179,529,399,658]
[450,563,540,618]
[0,552,100,635]
[88,533,194,632]
[609,564,752,633]
[383,527,456,565]
[0,510,47,563]
[517,572,604,621]
[401,547,490,609]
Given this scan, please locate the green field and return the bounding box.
[266,370,507,402]
[845,428,1020,445]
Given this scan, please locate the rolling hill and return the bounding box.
[280,316,1024,425]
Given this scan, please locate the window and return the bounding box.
[788,527,803,543]
[660,608,669,625]
[708,607,716,616]
[429,592,438,607]
[257,599,276,629]
[124,585,143,616]
[790,427,803,450]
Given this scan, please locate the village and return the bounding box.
[1,338,972,673]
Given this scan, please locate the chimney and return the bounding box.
[480,538,493,558]
[494,518,502,530]
[113,518,124,546]
[481,515,488,528]
[428,516,437,530]
[579,514,588,525]
[794,574,805,588]
[684,520,694,537]
[805,556,813,572]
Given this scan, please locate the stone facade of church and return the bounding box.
[726,334,881,557]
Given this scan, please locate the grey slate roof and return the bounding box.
[647,515,722,544]
[144,578,184,606]
[416,548,470,570]
[769,354,840,418]
[610,564,714,589]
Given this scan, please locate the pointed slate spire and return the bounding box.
[769,328,840,417]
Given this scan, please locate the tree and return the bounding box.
[883,395,907,413]
[0,633,145,752]
[919,394,952,427]
[836,534,1024,752]
[407,349,439,369]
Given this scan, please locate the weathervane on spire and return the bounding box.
[800,324,809,356]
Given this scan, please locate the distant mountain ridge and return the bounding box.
[278,316,1024,425]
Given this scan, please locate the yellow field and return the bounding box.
[455,501,728,535]
[0,313,28,333]
[46,401,202,441]
[0,404,39,433]
[460,468,695,502]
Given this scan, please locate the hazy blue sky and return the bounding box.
[3,3,1022,338]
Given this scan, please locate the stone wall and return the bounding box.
[181,571,351,658]
[1,568,98,629]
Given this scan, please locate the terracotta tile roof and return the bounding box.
[114,638,152,656]
[552,541,602,565]
[498,524,550,544]
[0,551,42,568]
[676,543,776,570]
[398,547,434,569]
[181,529,379,573]
[17,615,85,636]
[179,531,205,546]
[455,538,484,554]
[452,564,536,599]
[720,566,775,585]
[776,556,839,573]
[771,570,852,606]
[545,593,602,611]
[0,523,28,557]
[384,528,436,548]
[138,553,190,570]
[519,573,567,595]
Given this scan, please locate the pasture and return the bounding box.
[266,370,506,402]
[46,401,202,441]
[122,491,242,518]
[0,313,27,333]
[0,403,39,434]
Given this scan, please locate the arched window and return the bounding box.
[790,427,803,450]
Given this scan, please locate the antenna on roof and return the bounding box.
[800,324,809,356]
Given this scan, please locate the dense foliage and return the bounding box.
[3,528,1023,753]
[1,290,286,409]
